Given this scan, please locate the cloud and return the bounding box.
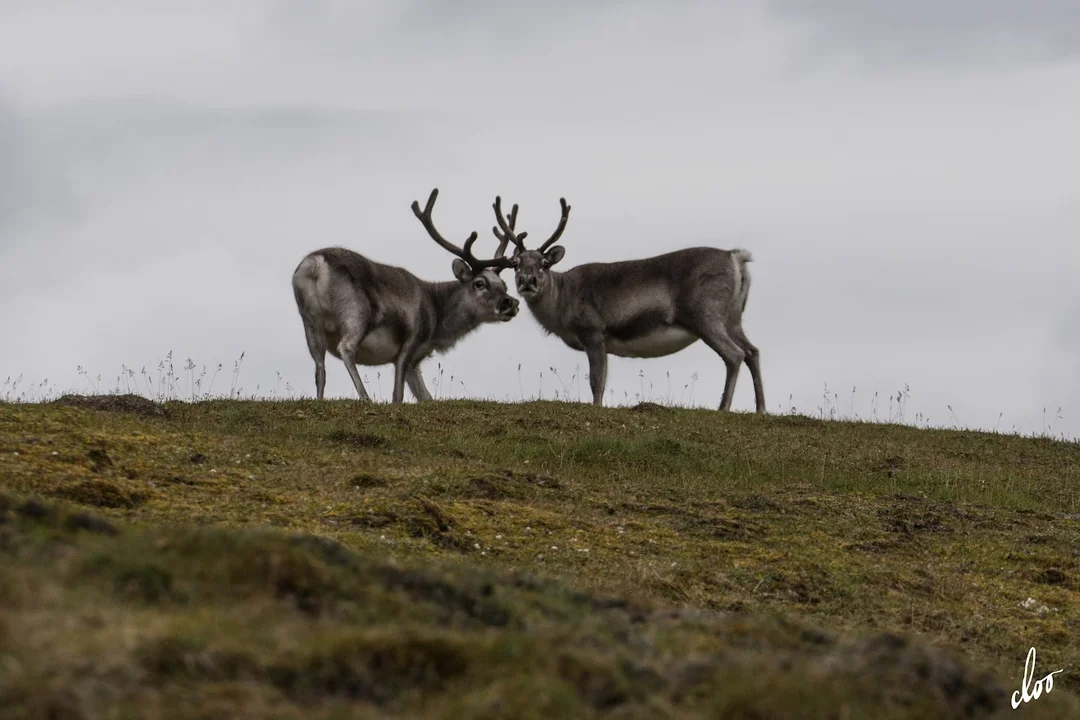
[1060,302,1080,351]
[0,101,78,247]
[766,0,1080,65]
[0,100,81,306]
[0,2,1078,440]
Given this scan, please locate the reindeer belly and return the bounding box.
[606,326,698,359]
[353,328,401,366]
[323,326,401,365]
[321,325,395,369]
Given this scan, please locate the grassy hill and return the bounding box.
[1,395,1078,718]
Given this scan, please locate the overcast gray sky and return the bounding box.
[2,1,1078,439]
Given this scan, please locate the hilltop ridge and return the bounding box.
[0,396,1077,718]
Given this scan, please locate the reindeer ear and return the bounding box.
[451,258,473,283]
[545,245,566,266]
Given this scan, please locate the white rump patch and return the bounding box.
[731,248,753,264]
[730,248,753,308]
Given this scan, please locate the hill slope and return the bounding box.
[1,396,1078,718]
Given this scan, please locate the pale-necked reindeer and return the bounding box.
[291,189,519,403]
[490,196,765,413]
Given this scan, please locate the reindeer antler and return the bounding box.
[412,188,513,272]
[492,195,528,257]
[492,195,571,254]
[538,198,571,253]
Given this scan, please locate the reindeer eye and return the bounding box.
[474,279,486,289]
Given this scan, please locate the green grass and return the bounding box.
[1,394,1078,718]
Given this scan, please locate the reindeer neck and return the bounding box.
[526,270,568,328]
[428,280,481,347]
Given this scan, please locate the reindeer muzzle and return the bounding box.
[498,297,520,320]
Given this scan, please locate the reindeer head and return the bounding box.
[411,189,520,323]
[490,196,571,300]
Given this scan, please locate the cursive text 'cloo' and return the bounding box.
[1011,647,1064,709]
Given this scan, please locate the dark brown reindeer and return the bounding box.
[291,189,518,403]
[490,196,765,413]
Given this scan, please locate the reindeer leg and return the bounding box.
[392,337,425,404]
[337,342,370,401]
[391,362,408,404]
[691,317,745,411]
[336,308,372,402]
[710,338,744,411]
[300,319,327,400]
[730,324,765,414]
[406,366,433,402]
[582,337,608,407]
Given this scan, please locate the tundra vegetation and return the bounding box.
[0,382,1078,718]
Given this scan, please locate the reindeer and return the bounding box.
[291,189,519,403]
[490,196,765,413]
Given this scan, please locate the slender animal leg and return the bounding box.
[730,325,765,414]
[406,366,433,402]
[392,336,424,404]
[697,322,745,411]
[336,314,372,401]
[301,320,327,400]
[337,340,370,400]
[583,339,608,407]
